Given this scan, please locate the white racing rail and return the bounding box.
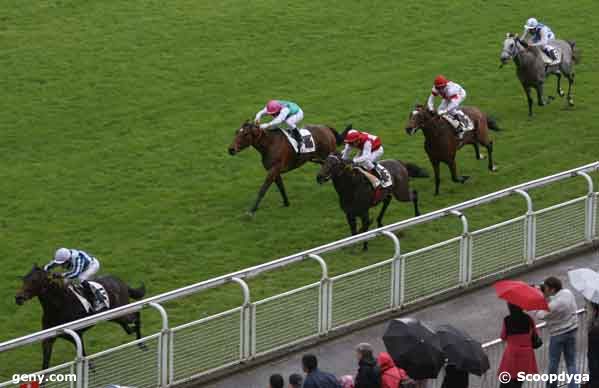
[1,162,598,388]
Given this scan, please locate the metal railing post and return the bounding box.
[451,210,470,285]
[147,302,169,388]
[577,171,595,241]
[308,254,330,334]
[381,231,401,308]
[515,189,535,263]
[62,329,83,388]
[231,277,251,361]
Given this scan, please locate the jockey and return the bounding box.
[255,100,304,152]
[427,75,468,138]
[521,17,558,61]
[341,129,390,186]
[44,248,105,311]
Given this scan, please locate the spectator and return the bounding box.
[302,353,342,388]
[270,374,284,388]
[587,301,599,388]
[354,343,381,388]
[498,303,539,388]
[441,364,469,388]
[339,375,355,388]
[289,373,303,388]
[536,277,578,388]
[377,352,407,388]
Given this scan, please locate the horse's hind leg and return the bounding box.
[555,72,564,97]
[486,142,497,172]
[567,72,575,106]
[274,175,290,207]
[449,160,470,184]
[472,143,484,160]
[376,196,392,228]
[411,189,420,216]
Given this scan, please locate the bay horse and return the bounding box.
[500,33,579,116]
[15,265,146,370]
[228,121,339,216]
[405,105,499,196]
[316,153,428,250]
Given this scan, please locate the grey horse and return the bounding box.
[500,32,579,116]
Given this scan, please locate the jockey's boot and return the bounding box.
[291,128,303,153]
[442,114,463,138]
[80,281,96,309]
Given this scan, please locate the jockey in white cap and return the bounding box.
[44,248,105,311]
[521,17,558,62]
[255,100,304,153]
[427,75,469,138]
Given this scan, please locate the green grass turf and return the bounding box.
[2,0,599,377]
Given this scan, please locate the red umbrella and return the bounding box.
[494,280,549,311]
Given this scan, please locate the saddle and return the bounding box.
[70,281,110,313]
[355,165,392,189]
[541,45,561,66]
[278,128,316,154]
[443,110,474,134]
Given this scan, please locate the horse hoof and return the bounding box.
[246,211,256,218]
[478,155,487,160]
[559,90,565,97]
[568,99,575,106]
[491,166,498,172]
[461,176,470,183]
[283,202,290,207]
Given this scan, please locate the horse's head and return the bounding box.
[500,33,521,65]
[228,121,264,155]
[405,104,431,135]
[15,264,52,305]
[316,153,348,184]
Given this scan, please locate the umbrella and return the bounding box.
[568,268,599,304]
[494,280,549,311]
[383,318,445,380]
[434,324,490,376]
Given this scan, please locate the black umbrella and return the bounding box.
[434,324,490,376]
[382,318,445,380]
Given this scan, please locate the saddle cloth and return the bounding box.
[444,110,474,132]
[69,281,110,313]
[355,165,392,189]
[280,128,316,154]
[541,46,561,66]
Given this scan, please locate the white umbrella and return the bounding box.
[568,268,599,304]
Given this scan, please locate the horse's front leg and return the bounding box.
[359,213,371,251]
[567,73,575,106]
[274,175,290,207]
[432,160,441,196]
[249,167,281,216]
[523,85,534,116]
[536,83,553,106]
[472,143,484,160]
[42,338,56,370]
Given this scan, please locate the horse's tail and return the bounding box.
[487,116,501,131]
[128,283,146,300]
[568,40,581,64]
[334,123,353,146]
[403,162,429,178]
[326,126,344,146]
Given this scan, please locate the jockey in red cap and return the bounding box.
[427,75,469,138]
[341,129,390,187]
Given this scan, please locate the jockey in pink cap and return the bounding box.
[254,100,304,152]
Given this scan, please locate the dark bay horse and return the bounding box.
[15,265,146,370]
[228,121,339,215]
[405,105,499,196]
[500,33,579,116]
[316,153,428,250]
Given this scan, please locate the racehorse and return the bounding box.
[500,33,579,116]
[228,121,339,216]
[15,265,146,370]
[316,152,428,250]
[405,105,499,196]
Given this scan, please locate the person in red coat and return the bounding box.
[377,352,408,388]
[498,303,539,388]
